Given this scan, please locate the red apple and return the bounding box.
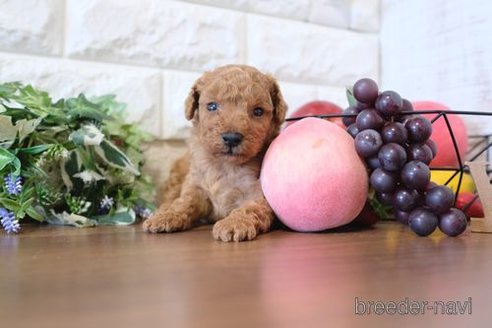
[455,192,484,218]
[286,100,343,128]
[412,101,468,167]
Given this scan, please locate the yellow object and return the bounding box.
[430,170,476,193]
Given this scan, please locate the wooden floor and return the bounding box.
[1,221,491,328]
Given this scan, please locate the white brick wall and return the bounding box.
[0,0,379,140]
[381,0,492,134]
[247,14,378,86]
[0,0,63,55]
[162,70,199,139]
[66,0,246,71]
[0,53,162,136]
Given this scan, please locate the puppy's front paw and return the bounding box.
[143,211,191,233]
[212,217,257,242]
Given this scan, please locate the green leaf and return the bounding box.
[346,87,357,107]
[0,115,43,147]
[0,147,15,170]
[0,147,21,175]
[0,197,21,212]
[90,94,126,115]
[16,117,42,142]
[12,85,52,116]
[93,207,136,225]
[21,161,48,178]
[20,186,35,199]
[0,82,20,99]
[52,98,65,109]
[0,115,18,147]
[75,147,97,171]
[17,144,52,155]
[60,150,82,190]
[369,197,393,220]
[65,94,110,122]
[35,205,97,228]
[69,124,105,146]
[42,208,97,227]
[20,197,35,211]
[25,206,44,222]
[11,156,20,176]
[95,140,140,175]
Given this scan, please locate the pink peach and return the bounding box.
[261,117,368,232]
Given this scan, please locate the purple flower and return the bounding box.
[0,208,20,234]
[4,173,22,196]
[99,196,114,211]
[134,206,153,220]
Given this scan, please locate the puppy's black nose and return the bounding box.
[221,132,243,148]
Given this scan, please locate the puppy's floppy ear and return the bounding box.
[184,79,201,121]
[268,76,288,125]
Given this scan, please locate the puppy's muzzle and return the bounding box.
[221,132,243,148]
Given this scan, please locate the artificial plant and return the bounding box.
[0,82,154,233]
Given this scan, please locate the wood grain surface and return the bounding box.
[1,222,491,328]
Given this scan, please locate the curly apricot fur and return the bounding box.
[143,65,287,242]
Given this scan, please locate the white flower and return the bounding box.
[73,170,105,184]
[80,201,92,214]
[60,149,69,159]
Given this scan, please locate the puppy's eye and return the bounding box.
[207,102,218,112]
[253,107,264,117]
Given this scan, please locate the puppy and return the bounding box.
[143,65,287,241]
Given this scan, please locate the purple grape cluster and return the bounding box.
[345,78,467,237]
